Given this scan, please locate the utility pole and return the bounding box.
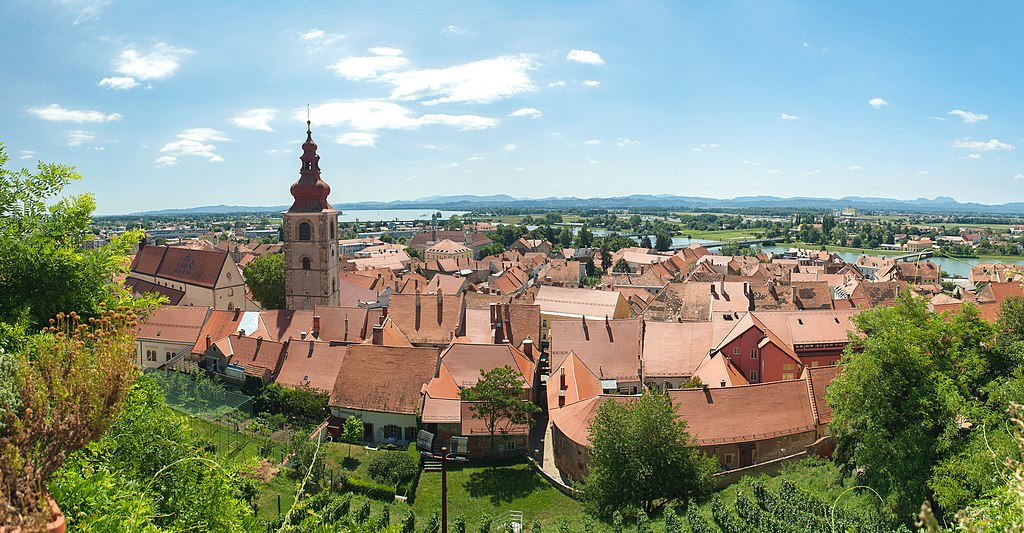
[441,446,448,533]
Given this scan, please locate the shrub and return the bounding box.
[344,475,397,501]
[368,449,419,485]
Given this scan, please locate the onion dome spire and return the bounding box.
[288,120,332,212]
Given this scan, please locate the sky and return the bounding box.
[2,1,1024,214]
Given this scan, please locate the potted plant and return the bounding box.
[1,308,139,531]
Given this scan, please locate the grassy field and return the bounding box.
[678,228,766,240]
[413,461,585,526]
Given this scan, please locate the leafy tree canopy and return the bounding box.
[243,252,285,309]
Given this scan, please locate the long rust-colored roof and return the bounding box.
[136,305,209,344]
[276,340,347,393]
[439,343,535,389]
[329,345,439,415]
[549,318,642,381]
[131,246,229,289]
[386,292,464,345]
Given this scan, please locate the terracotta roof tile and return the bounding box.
[329,345,439,415]
[276,340,347,393]
[136,305,209,344]
[386,293,464,345]
[549,318,642,381]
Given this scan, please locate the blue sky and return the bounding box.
[2,1,1023,214]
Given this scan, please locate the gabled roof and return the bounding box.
[462,401,530,436]
[641,281,751,322]
[641,321,715,378]
[276,340,347,393]
[425,274,470,296]
[533,285,625,318]
[124,277,184,305]
[137,305,209,344]
[386,293,464,345]
[549,318,642,381]
[547,351,603,409]
[691,352,749,388]
[427,239,472,254]
[312,305,383,343]
[669,379,817,446]
[216,334,287,378]
[191,309,264,354]
[259,309,315,342]
[131,246,230,288]
[804,364,841,424]
[329,345,439,415]
[439,343,535,389]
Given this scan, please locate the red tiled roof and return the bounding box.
[549,318,642,381]
[260,309,315,342]
[461,401,530,436]
[329,345,439,415]
[805,364,841,424]
[124,277,184,305]
[669,379,816,446]
[386,293,464,345]
[439,343,535,389]
[131,246,166,276]
[276,340,347,393]
[312,305,383,343]
[137,305,209,344]
[136,246,229,288]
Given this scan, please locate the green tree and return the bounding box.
[638,235,652,248]
[612,258,632,273]
[459,365,540,455]
[342,415,364,458]
[477,242,505,259]
[575,225,594,247]
[654,232,673,251]
[584,389,717,515]
[599,245,612,271]
[0,143,146,350]
[242,252,285,309]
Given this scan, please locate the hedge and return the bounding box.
[403,442,422,502]
[344,475,396,501]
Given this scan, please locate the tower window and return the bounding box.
[302,257,311,270]
[298,222,311,241]
[330,224,335,239]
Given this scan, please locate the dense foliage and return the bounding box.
[460,365,539,454]
[48,375,261,531]
[243,252,286,309]
[584,389,717,515]
[828,292,1024,522]
[254,382,329,425]
[367,450,419,485]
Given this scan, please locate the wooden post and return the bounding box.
[441,446,448,533]
[277,494,281,517]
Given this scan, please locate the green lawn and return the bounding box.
[679,228,766,240]
[413,462,585,526]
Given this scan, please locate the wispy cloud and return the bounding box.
[948,109,989,124]
[584,139,602,145]
[839,165,864,171]
[868,97,888,109]
[693,143,720,152]
[442,25,464,35]
[27,103,122,123]
[306,100,498,131]
[951,139,1014,151]
[548,80,566,88]
[442,162,460,168]
[114,43,192,81]
[780,113,800,120]
[336,132,378,147]
[582,80,601,87]
[18,150,35,160]
[503,144,517,151]
[98,76,139,90]
[56,0,110,23]
[509,107,542,118]
[1016,174,1024,181]
[329,48,409,80]
[382,54,536,105]
[230,108,277,132]
[616,138,642,148]
[566,49,604,65]
[967,153,982,160]
[768,169,783,175]
[155,155,179,167]
[300,29,325,40]
[466,156,485,162]
[586,157,599,164]
[158,128,230,163]
[66,130,95,146]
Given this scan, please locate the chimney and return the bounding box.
[791,287,797,304]
[312,315,321,336]
[300,331,307,340]
[559,368,566,390]
[710,283,716,296]
[233,307,241,320]
[205,334,211,350]
[372,324,384,345]
[494,320,505,344]
[720,379,727,388]
[256,336,263,348]
[343,316,349,340]
[719,279,725,296]
[489,302,499,325]
[523,339,534,359]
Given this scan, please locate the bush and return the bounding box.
[404,443,422,498]
[344,475,397,501]
[368,449,419,485]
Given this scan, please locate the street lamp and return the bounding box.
[441,446,448,533]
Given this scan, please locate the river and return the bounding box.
[338,209,468,222]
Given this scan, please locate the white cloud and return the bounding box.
[1016,174,1024,181]
[65,130,95,146]
[927,116,947,121]
[329,53,409,80]
[231,108,277,132]
[548,80,566,88]
[948,109,989,124]
[300,29,325,40]
[155,155,179,166]
[27,103,122,123]
[18,150,35,160]
[780,113,800,120]
[336,132,378,147]
[305,101,498,131]
[801,170,821,176]
[509,107,542,118]
[951,139,1015,151]
[768,169,783,175]
[466,156,485,162]
[967,153,982,160]
[159,128,230,163]
[840,165,864,171]
[443,162,460,168]
[382,54,536,105]
[442,25,464,35]
[503,144,517,151]
[868,97,888,108]
[584,139,602,145]
[916,170,931,175]
[57,0,110,23]
[98,76,139,90]
[616,138,642,147]
[369,46,403,56]
[693,143,720,151]
[566,49,604,65]
[582,80,601,87]
[586,157,599,164]
[114,43,192,80]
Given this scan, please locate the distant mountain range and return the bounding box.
[125,195,1024,216]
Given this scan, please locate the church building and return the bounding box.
[283,121,341,309]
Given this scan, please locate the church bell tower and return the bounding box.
[283,120,340,309]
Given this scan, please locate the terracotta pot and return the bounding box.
[0,494,66,533]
